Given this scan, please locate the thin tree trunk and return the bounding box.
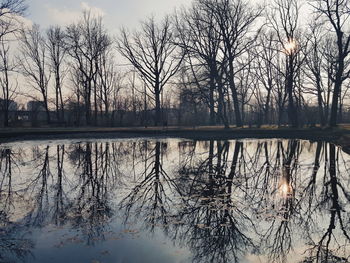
[155,78,161,126]
[228,61,242,127]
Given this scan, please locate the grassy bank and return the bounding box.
[1,125,350,144]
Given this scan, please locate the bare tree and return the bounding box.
[176,1,228,127]
[252,31,281,125]
[96,46,117,124]
[0,38,16,127]
[117,16,184,126]
[66,11,110,125]
[304,22,329,126]
[0,0,26,127]
[268,0,306,127]
[207,0,261,127]
[235,51,257,124]
[19,24,51,124]
[310,0,350,127]
[47,26,66,123]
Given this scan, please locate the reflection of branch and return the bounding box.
[0,147,33,263]
[302,142,323,208]
[120,142,178,233]
[70,142,115,245]
[23,146,52,227]
[52,145,67,225]
[303,144,350,263]
[173,140,256,263]
[261,140,299,263]
[0,149,15,211]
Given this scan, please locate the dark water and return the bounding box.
[0,138,349,263]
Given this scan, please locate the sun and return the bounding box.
[284,39,297,54]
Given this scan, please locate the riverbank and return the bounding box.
[1,126,350,151]
[0,126,349,139]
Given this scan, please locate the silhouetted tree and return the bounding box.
[19,24,51,123]
[311,0,350,127]
[117,16,184,126]
[66,11,110,125]
[47,26,66,122]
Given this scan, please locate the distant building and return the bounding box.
[27,101,46,111]
[0,99,18,111]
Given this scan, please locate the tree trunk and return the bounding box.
[4,102,9,127]
[278,103,284,128]
[155,85,161,126]
[212,66,229,128]
[329,34,345,127]
[228,61,242,127]
[3,90,9,128]
[209,76,216,126]
[94,81,98,126]
[44,100,51,124]
[56,83,59,121]
[59,84,64,123]
[264,87,272,125]
[315,76,325,127]
[286,55,298,128]
[85,84,91,126]
[329,76,342,127]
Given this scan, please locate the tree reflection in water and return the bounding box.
[120,141,181,235]
[174,141,258,263]
[0,148,34,262]
[0,139,349,263]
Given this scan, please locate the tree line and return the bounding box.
[0,0,350,128]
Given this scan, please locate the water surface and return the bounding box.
[0,138,349,263]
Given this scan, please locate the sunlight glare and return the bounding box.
[284,39,296,54]
[279,181,293,197]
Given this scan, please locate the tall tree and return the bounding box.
[208,0,261,127]
[176,1,229,127]
[19,24,51,124]
[310,0,350,127]
[0,38,16,127]
[117,16,183,126]
[269,0,305,128]
[96,47,117,123]
[253,31,283,125]
[66,11,110,125]
[0,0,27,127]
[47,26,66,122]
[304,22,329,126]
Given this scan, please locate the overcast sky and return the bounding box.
[26,0,191,34]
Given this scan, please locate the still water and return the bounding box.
[0,138,349,263]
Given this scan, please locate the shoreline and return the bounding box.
[0,126,349,139]
[1,126,350,153]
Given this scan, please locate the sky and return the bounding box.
[26,0,192,34]
[8,0,192,104]
[15,0,313,105]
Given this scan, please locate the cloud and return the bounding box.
[46,6,81,26]
[0,12,33,42]
[46,2,105,26]
[0,8,33,29]
[15,14,33,29]
[80,2,105,17]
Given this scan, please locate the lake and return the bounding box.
[0,138,349,263]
